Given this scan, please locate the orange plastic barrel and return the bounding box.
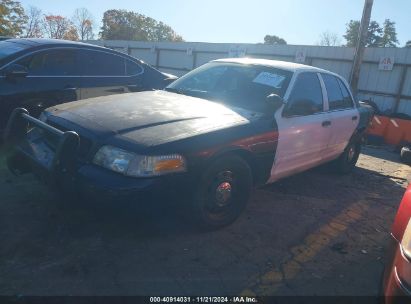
[367,115,390,137]
[383,118,406,146]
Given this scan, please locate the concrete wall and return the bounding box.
[88,40,411,116]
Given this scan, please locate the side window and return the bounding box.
[126,59,143,76]
[337,78,354,108]
[80,50,125,76]
[287,72,324,116]
[17,49,77,76]
[322,73,352,110]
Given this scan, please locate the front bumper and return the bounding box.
[4,108,192,203]
[76,163,191,202]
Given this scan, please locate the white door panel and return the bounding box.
[269,108,332,183]
[319,73,360,160]
[327,108,360,157]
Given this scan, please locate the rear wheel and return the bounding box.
[333,140,361,174]
[189,155,252,230]
[401,146,411,165]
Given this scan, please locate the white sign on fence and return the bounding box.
[379,56,394,71]
[187,47,193,56]
[295,50,306,63]
[229,46,246,58]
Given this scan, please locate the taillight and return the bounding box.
[392,184,411,242]
[401,219,411,258]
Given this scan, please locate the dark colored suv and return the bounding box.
[0,38,177,132]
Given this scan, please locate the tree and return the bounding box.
[344,20,382,47]
[406,40,411,48]
[152,21,183,42]
[43,15,76,40]
[317,31,341,46]
[63,26,79,41]
[72,8,94,41]
[23,6,43,38]
[263,35,287,45]
[344,20,360,47]
[344,19,398,47]
[366,21,383,47]
[0,0,27,37]
[380,19,399,47]
[99,9,183,42]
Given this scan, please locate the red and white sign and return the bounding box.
[378,56,394,71]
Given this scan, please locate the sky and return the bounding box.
[18,0,411,46]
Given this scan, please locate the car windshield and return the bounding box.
[166,62,293,112]
[0,41,29,63]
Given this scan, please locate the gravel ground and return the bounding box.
[0,145,410,296]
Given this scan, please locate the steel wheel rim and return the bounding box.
[205,170,235,216]
[347,145,356,162]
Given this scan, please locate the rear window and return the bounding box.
[0,41,29,61]
[126,59,143,76]
[322,73,353,110]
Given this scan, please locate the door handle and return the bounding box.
[322,120,332,127]
[352,116,358,121]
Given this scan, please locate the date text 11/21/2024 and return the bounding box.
[149,297,258,303]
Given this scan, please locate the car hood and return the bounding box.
[46,91,250,147]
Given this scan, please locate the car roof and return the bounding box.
[214,58,332,74]
[4,38,108,50]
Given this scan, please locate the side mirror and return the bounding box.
[5,64,28,79]
[265,93,284,113]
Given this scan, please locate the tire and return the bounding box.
[189,155,253,230]
[401,146,411,165]
[333,140,362,174]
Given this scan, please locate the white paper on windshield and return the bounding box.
[253,72,285,88]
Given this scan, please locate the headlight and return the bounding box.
[93,145,186,177]
[93,146,135,175]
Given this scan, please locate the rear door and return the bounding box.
[269,72,332,182]
[320,73,359,159]
[124,58,145,92]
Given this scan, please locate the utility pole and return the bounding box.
[349,0,374,95]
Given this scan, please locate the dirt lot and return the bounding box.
[0,146,410,296]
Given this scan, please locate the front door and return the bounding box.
[269,72,332,183]
[0,48,80,128]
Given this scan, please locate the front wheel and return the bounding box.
[333,140,361,174]
[189,155,253,230]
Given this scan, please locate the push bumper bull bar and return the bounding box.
[4,108,80,182]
